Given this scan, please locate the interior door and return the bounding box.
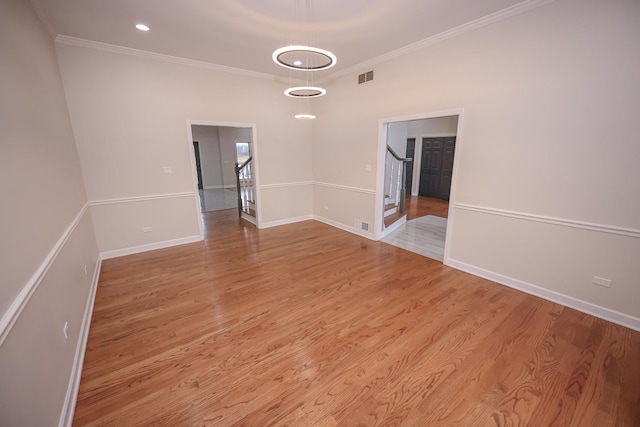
[419,137,442,197]
[439,137,456,200]
[405,138,416,193]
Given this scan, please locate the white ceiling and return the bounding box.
[31,0,527,79]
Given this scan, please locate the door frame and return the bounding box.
[374,109,464,265]
[186,120,261,238]
[192,140,204,190]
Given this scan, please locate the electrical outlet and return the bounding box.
[592,276,612,288]
[63,322,69,340]
[143,226,153,233]
[163,166,173,175]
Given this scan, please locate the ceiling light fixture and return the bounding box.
[272,45,337,71]
[135,23,150,31]
[284,86,326,98]
[295,114,316,120]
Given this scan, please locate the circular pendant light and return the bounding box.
[273,45,337,71]
[284,86,326,98]
[295,114,316,120]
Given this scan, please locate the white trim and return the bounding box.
[260,215,314,229]
[260,181,313,189]
[100,235,202,260]
[313,215,376,240]
[59,257,102,427]
[381,215,407,239]
[0,203,89,346]
[240,213,257,225]
[320,0,557,83]
[28,0,56,38]
[89,192,195,206]
[313,181,375,195]
[446,258,640,332]
[54,35,294,83]
[454,203,640,238]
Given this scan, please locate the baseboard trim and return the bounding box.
[381,215,407,238]
[313,215,376,241]
[260,215,313,229]
[0,203,89,346]
[446,258,640,332]
[100,235,203,260]
[241,213,257,225]
[59,257,102,427]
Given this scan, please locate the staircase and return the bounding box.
[383,146,412,228]
[235,156,256,223]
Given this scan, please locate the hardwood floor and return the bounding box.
[384,196,449,228]
[406,195,449,220]
[73,209,640,426]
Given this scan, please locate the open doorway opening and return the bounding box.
[376,110,463,263]
[187,122,259,237]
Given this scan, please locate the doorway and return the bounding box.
[376,111,463,264]
[186,121,260,238]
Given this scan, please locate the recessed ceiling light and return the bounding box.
[295,114,316,120]
[135,24,150,32]
[293,60,303,66]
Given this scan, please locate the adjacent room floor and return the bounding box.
[73,209,640,426]
[198,188,237,212]
[382,196,449,262]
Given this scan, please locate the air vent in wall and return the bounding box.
[355,219,369,232]
[358,70,374,84]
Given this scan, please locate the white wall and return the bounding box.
[56,42,314,250]
[386,121,408,157]
[192,125,224,189]
[408,116,458,137]
[313,0,640,326]
[0,0,99,425]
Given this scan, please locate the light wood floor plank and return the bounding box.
[72,209,640,426]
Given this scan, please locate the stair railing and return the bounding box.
[385,146,412,214]
[234,156,254,217]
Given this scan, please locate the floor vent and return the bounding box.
[358,70,374,84]
[355,219,370,232]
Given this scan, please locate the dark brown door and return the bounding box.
[419,137,442,197]
[439,137,456,200]
[405,138,416,192]
[419,137,456,200]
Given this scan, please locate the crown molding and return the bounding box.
[320,0,558,83]
[54,35,299,83]
[28,0,56,39]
